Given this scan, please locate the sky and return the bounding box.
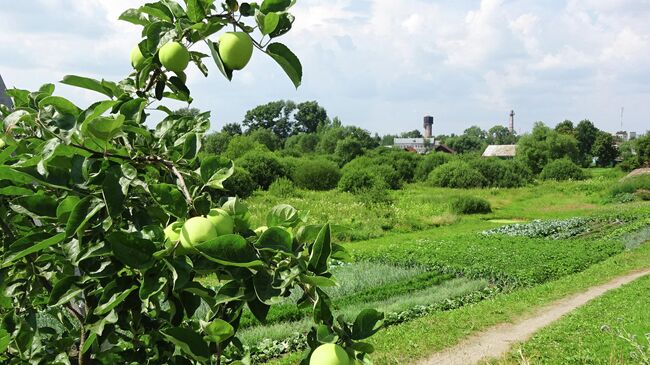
[1,0,649,136]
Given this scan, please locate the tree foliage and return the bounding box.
[516,122,580,174]
[242,100,297,139]
[294,101,329,134]
[592,132,618,167]
[0,2,382,364]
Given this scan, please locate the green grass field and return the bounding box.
[206,170,650,364]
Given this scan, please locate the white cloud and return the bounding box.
[1,0,649,134]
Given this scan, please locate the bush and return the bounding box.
[335,137,364,165]
[223,167,256,198]
[373,149,419,183]
[338,169,385,193]
[224,135,268,160]
[469,158,532,188]
[236,151,287,189]
[610,175,650,197]
[268,177,299,198]
[428,161,488,188]
[449,196,492,214]
[292,158,341,190]
[356,184,394,208]
[540,159,587,181]
[343,155,403,189]
[415,153,452,181]
[248,128,281,151]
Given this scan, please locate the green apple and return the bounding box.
[309,344,349,365]
[159,42,190,73]
[164,222,183,244]
[130,46,145,69]
[0,139,5,149]
[206,208,234,236]
[179,216,218,252]
[218,32,253,70]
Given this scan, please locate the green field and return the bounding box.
[204,171,650,364]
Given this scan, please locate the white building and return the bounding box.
[393,138,433,154]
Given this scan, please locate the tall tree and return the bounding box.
[221,122,243,135]
[555,120,574,135]
[203,131,232,154]
[400,129,423,138]
[488,125,517,144]
[242,100,296,139]
[517,122,580,173]
[575,120,599,165]
[591,131,618,167]
[381,134,397,146]
[294,101,328,133]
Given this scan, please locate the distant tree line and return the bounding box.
[191,101,649,199]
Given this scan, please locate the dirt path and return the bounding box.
[417,268,650,365]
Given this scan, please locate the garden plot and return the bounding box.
[206,261,490,362]
[481,217,628,240]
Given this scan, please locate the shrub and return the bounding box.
[415,153,452,181]
[338,168,385,193]
[236,151,287,189]
[356,184,394,208]
[248,128,281,151]
[223,167,257,198]
[373,149,419,183]
[268,177,299,198]
[224,134,268,160]
[449,196,492,214]
[342,156,402,189]
[469,158,532,188]
[292,158,341,190]
[335,137,364,165]
[540,159,587,181]
[428,161,488,188]
[610,175,650,197]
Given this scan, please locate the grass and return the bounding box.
[268,242,650,365]
[244,173,623,242]
[239,277,488,346]
[488,275,650,365]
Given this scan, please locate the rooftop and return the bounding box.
[482,144,517,157]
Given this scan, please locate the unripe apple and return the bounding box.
[159,42,190,73]
[130,46,145,69]
[309,344,349,365]
[164,222,183,244]
[179,216,218,252]
[0,139,5,149]
[206,208,234,236]
[218,32,253,70]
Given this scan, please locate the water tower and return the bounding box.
[423,115,434,138]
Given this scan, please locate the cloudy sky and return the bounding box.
[1,0,649,136]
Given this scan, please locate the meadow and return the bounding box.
[198,169,650,364]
